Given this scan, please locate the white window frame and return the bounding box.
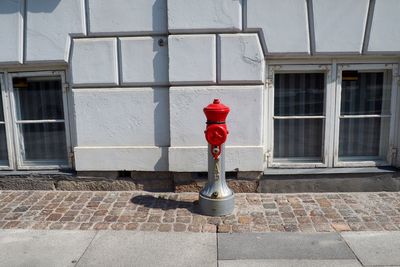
[334,64,398,167]
[265,62,399,169]
[1,71,72,170]
[266,64,334,168]
[0,74,15,170]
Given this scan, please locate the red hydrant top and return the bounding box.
[204,99,230,159]
[203,99,230,123]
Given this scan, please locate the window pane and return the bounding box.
[0,125,8,164]
[274,119,323,159]
[0,87,4,122]
[274,73,325,116]
[13,78,64,120]
[19,123,67,163]
[341,71,390,115]
[339,118,390,159]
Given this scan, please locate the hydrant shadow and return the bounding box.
[130,195,202,215]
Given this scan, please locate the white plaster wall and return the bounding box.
[168,0,242,33]
[26,0,86,63]
[73,88,169,147]
[246,0,309,54]
[88,0,167,35]
[70,38,119,86]
[169,35,216,85]
[75,147,168,171]
[170,86,263,147]
[218,34,264,84]
[169,146,264,172]
[0,0,23,64]
[368,0,400,53]
[312,0,368,54]
[1,0,400,173]
[119,37,168,86]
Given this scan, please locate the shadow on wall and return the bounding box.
[0,0,62,14]
[152,35,167,84]
[153,87,169,171]
[152,0,167,31]
[25,0,62,13]
[0,0,24,15]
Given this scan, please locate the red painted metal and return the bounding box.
[203,99,230,159]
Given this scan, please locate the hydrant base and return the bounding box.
[199,193,234,216]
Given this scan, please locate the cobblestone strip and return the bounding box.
[0,191,399,233]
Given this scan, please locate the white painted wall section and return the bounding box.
[368,0,400,53]
[75,147,168,171]
[73,88,169,146]
[168,0,242,33]
[119,37,168,86]
[246,0,309,54]
[88,0,167,35]
[25,0,86,63]
[169,146,264,172]
[170,86,263,147]
[218,34,264,84]
[0,0,23,64]
[70,38,119,86]
[312,0,368,54]
[169,35,216,85]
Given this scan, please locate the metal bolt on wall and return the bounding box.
[199,99,234,216]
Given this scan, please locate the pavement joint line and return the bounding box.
[74,230,99,267]
[217,232,220,267]
[339,232,364,266]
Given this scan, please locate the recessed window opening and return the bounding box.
[273,72,325,163]
[0,71,71,170]
[339,71,391,162]
[268,64,398,169]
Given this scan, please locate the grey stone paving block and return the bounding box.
[341,231,400,266]
[77,231,217,267]
[218,233,356,260]
[218,259,362,267]
[0,230,96,267]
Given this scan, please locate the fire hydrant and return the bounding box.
[199,99,234,216]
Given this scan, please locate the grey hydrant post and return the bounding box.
[199,99,234,216]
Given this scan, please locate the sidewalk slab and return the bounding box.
[341,231,400,266]
[218,233,356,260]
[0,230,96,267]
[76,231,217,267]
[218,259,362,267]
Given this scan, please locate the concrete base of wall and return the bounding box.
[1,171,399,193]
[0,171,262,192]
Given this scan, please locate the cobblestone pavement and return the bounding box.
[0,191,399,233]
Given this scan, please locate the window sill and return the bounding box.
[0,169,74,177]
[263,166,398,175]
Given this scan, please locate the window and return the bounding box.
[267,63,398,168]
[334,64,396,167]
[0,71,71,170]
[0,77,10,168]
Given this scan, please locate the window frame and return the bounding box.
[265,62,399,169]
[334,64,398,167]
[266,64,334,168]
[4,71,72,170]
[0,74,15,170]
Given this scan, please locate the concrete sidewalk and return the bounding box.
[0,230,399,267]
